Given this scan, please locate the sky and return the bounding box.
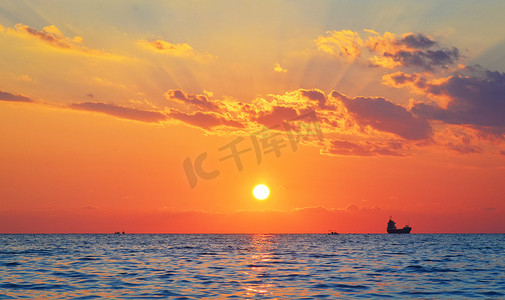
[1,0,505,233]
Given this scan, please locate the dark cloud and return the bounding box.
[447,143,482,154]
[322,139,405,157]
[168,110,245,130]
[300,89,328,108]
[399,33,437,49]
[367,32,460,71]
[70,102,167,123]
[382,71,426,89]
[331,91,432,140]
[388,48,459,70]
[411,70,505,134]
[386,72,416,85]
[16,24,72,49]
[0,90,33,102]
[8,24,117,58]
[255,106,299,128]
[165,89,219,111]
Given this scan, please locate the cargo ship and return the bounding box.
[387,217,411,234]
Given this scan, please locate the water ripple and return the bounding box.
[0,234,504,298]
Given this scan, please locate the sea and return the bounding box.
[0,234,504,299]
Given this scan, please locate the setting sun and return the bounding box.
[252,184,270,200]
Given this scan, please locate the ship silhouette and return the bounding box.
[387,217,411,234]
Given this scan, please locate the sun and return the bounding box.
[252,184,270,200]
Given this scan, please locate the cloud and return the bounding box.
[11,74,33,82]
[138,39,214,61]
[382,71,426,90]
[366,32,459,71]
[331,91,432,140]
[273,62,287,73]
[138,39,193,56]
[290,206,334,214]
[59,79,501,156]
[321,139,406,157]
[70,102,167,123]
[11,24,78,49]
[164,89,219,111]
[311,30,459,71]
[159,86,434,153]
[289,205,382,214]
[431,125,490,154]
[168,110,245,130]
[410,68,505,134]
[387,49,459,70]
[5,23,120,58]
[382,71,455,108]
[446,143,482,154]
[2,206,501,233]
[261,89,339,114]
[400,33,437,49]
[0,90,33,102]
[255,106,300,128]
[315,30,363,61]
[299,89,329,109]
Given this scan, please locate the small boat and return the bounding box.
[387,217,411,234]
[328,230,339,235]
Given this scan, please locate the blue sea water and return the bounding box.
[0,234,504,299]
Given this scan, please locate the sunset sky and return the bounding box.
[1,0,505,233]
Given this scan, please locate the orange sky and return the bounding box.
[1,1,505,233]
